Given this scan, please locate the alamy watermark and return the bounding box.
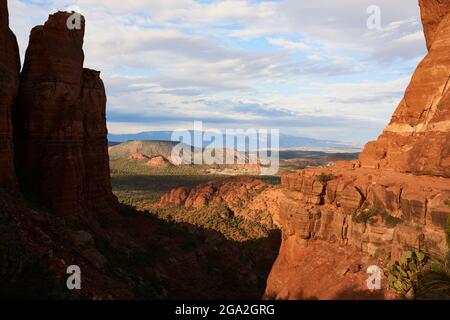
[170,121,280,175]
[66,12,82,30]
[367,5,382,30]
[66,265,81,290]
[366,265,382,290]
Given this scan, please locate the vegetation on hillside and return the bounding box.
[389,207,450,300]
[352,208,403,228]
[387,251,427,299]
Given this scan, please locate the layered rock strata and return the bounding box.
[265,0,450,299]
[359,0,450,177]
[277,167,450,259]
[13,12,116,217]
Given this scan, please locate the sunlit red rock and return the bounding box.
[419,0,450,50]
[160,177,279,227]
[265,2,450,297]
[359,1,450,177]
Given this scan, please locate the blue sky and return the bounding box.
[9,0,427,145]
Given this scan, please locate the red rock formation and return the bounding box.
[0,0,19,188]
[82,69,118,217]
[161,177,267,210]
[264,1,450,299]
[146,156,172,168]
[13,12,116,217]
[420,0,450,50]
[160,177,279,227]
[265,167,450,300]
[128,153,150,161]
[359,0,450,177]
[281,168,450,258]
[264,240,394,300]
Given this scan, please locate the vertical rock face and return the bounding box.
[0,0,19,188]
[264,1,450,299]
[419,0,450,50]
[359,1,450,177]
[14,12,116,217]
[81,69,117,216]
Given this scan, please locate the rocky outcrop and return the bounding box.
[13,12,116,217]
[265,167,450,299]
[359,0,450,178]
[81,68,117,218]
[419,0,450,50]
[146,156,172,168]
[160,177,280,227]
[264,239,393,300]
[280,168,450,259]
[264,1,450,299]
[0,0,19,188]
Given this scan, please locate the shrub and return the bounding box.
[352,208,377,224]
[415,204,450,299]
[352,208,403,228]
[388,251,427,299]
[316,173,335,184]
[380,211,403,228]
[416,258,450,299]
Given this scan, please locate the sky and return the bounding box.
[9,0,427,145]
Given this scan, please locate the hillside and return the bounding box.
[109,140,184,161]
[109,140,359,176]
[108,131,360,151]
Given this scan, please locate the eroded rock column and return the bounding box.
[14,12,115,216]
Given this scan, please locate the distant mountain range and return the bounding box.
[108,131,361,151]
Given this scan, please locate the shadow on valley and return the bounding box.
[1,186,281,300]
[93,204,282,299]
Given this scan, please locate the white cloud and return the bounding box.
[267,38,310,52]
[7,0,427,143]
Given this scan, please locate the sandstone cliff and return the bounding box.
[360,0,450,177]
[279,167,450,259]
[264,167,450,299]
[263,0,450,299]
[13,12,116,217]
[419,0,450,50]
[0,0,19,188]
